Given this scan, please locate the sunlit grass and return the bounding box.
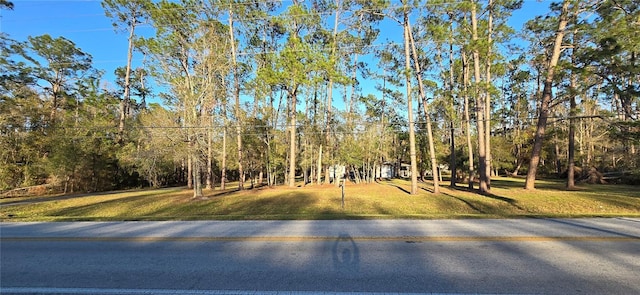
[2,177,640,221]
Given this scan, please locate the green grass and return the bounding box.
[2,177,640,221]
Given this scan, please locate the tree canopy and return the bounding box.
[1,0,639,195]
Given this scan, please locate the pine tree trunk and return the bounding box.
[484,0,493,189]
[463,51,475,189]
[553,121,562,175]
[317,144,323,185]
[325,167,331,185]
[50,82,60,124]
[206,122,213,189]
[228,8,244,190]
[402,4,419,195]
[407,16,439,194]
[117,21,135,145]
[471,2,489,194]
[187,156,193,189]
[567,95,577,189]
[139,67,147,110]
[320,0,341,186]
[221,126,227,190]
[448,33,457,187]
[193,152,203,198]
[289,91,297,187]
[567,53,578,188]
[525,0,570,190]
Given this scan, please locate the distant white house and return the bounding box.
[398,163,412,178]
[378,162,396,178]
[377,162,451,180]
[328,165,346,182]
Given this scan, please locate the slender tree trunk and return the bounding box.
[187,155,193,189]
[512,161,523,177]
[448,26,457,187]
[188,74,203,198]
[117,20,135,145]
[462,50,475,189]
[320,0,341,185]
[553,121,562,175]
[50,79,61,124]
[484,0,493,186]
[567,31,579,189]
[287,1,303,188]
[513,92,523,177]
[310,153,315,185]
[317,144,323,185]
[525,0,570,190]
[265,132,272,187]
[471,2,489,193]
[378,100,386,181]
[139,65,147,110]
[407,16,439,194]
[567,92,577,189]
[346,22,360,124]
[180,159,186,184]
[181,56,194,193]
[192,147,203,198]
[402,4,418,195]
[289,90,297,187]
[304,134,310,186]
[228,8,244,190]
[206,115,213,189]
[221,122,227,190]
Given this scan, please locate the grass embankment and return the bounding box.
[1,177,640,221]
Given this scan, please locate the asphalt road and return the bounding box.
[1,219,640,295]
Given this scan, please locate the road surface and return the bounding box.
[1,219,639,294]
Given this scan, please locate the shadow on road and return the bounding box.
[333,233,360,273]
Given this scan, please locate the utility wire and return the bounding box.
[37,114,600,134]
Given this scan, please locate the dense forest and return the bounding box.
[1,0,638,198]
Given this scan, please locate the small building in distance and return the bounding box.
[378,162,396,179]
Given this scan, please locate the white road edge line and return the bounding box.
[0,287,512,295]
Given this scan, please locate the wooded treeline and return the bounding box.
[1,0,638,197]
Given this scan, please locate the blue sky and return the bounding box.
[1,0,553,107]
[2,0,153,93]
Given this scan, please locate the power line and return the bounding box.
[9,39,422,67]
[33,113,602,135]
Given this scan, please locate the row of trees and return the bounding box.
[1,0,638,197]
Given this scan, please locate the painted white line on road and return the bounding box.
[0,287,509,295]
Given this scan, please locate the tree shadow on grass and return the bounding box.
[582,184,640,198]
[194,188,241,200]
[440,192,487,214]
[47,190,190,220]
[448,185,528,213]
[490,178,640,213]
[150,189,362,220]
[384,182,411,195]
[376,179,411,195]
[579,193,640,212]
[488,177,566,190]
[12,184,407,220]
[1,187,184,206]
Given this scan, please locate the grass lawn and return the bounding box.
[1,177,640,221]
